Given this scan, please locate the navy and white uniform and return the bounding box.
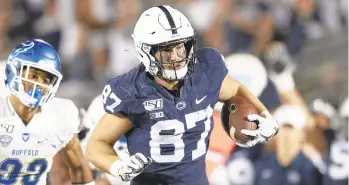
[102,48,228,185]
[254,152,322,185]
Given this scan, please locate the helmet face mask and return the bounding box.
[132,5,196,82]
[5,39,63,108]
[154,42,187,68]
[148,37,196,81]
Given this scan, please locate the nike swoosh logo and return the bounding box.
[38,140,56,148]
[196,95,207,104]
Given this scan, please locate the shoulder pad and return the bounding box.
[0,97,14,117]
[196,47,225,68]
[195,47,228,87]
[102,73,138,115]
[43,98,80,133]
[42,98,80,149]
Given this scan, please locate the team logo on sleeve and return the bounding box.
[0,135,13,147]
[143,99,163,111]
[1,124,14,133]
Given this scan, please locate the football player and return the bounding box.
[254,105,322,185]
[0,39,94,185]
[81,94,130,185]
[86,5,279,185]
[322,98,348,185]
[211,150,256,185]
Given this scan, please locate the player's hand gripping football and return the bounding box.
[110,153,152,181]
[235,111,279,148]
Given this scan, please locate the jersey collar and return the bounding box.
[6,97,15,115]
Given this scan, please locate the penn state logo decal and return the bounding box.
[176,101,186,110]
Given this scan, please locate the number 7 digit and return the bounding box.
[185,106,213,160]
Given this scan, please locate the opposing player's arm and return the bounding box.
[49,150,71,185]
[86,112,133,172]
[219,74,267,113]
[62,135,95,184]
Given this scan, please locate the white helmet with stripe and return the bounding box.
[132,5,196,81]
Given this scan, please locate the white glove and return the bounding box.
[235,111,279,148]
[109,153,152,182]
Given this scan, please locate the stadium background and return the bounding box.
[0,0,347,185]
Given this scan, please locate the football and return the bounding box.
[221,96,258,143]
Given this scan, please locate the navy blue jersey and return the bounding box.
[259,79,281,111]
[323,129,336,151]
[322,139,348,185]
[224,150,255,185]
[230,142,269,163]
[102,48,228,185]
[254,152,322,185]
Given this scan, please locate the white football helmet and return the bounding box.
[339,97,348,139]
[339,97,348,118]
[214,53,268,111]
[132,5,196,81]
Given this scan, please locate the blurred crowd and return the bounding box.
[0,0,348,185]
[0,0,347,105]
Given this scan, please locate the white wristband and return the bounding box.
[109,160,123,177]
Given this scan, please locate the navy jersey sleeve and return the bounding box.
[196,48,229,88]
[102,76,135,117]
[259,79,281,111]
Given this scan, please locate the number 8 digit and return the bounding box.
[102,85,122,113]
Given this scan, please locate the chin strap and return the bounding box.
[18,87,44,108]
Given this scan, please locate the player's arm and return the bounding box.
[49,150,71,185]
[86,112,151,181]
[219,74,279,147]
[219,75,267,113]
[62,135,95,185]
[86,112,132,172]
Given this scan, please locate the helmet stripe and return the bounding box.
[157,6,178,35]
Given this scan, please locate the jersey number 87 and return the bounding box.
[103,84,214,163]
